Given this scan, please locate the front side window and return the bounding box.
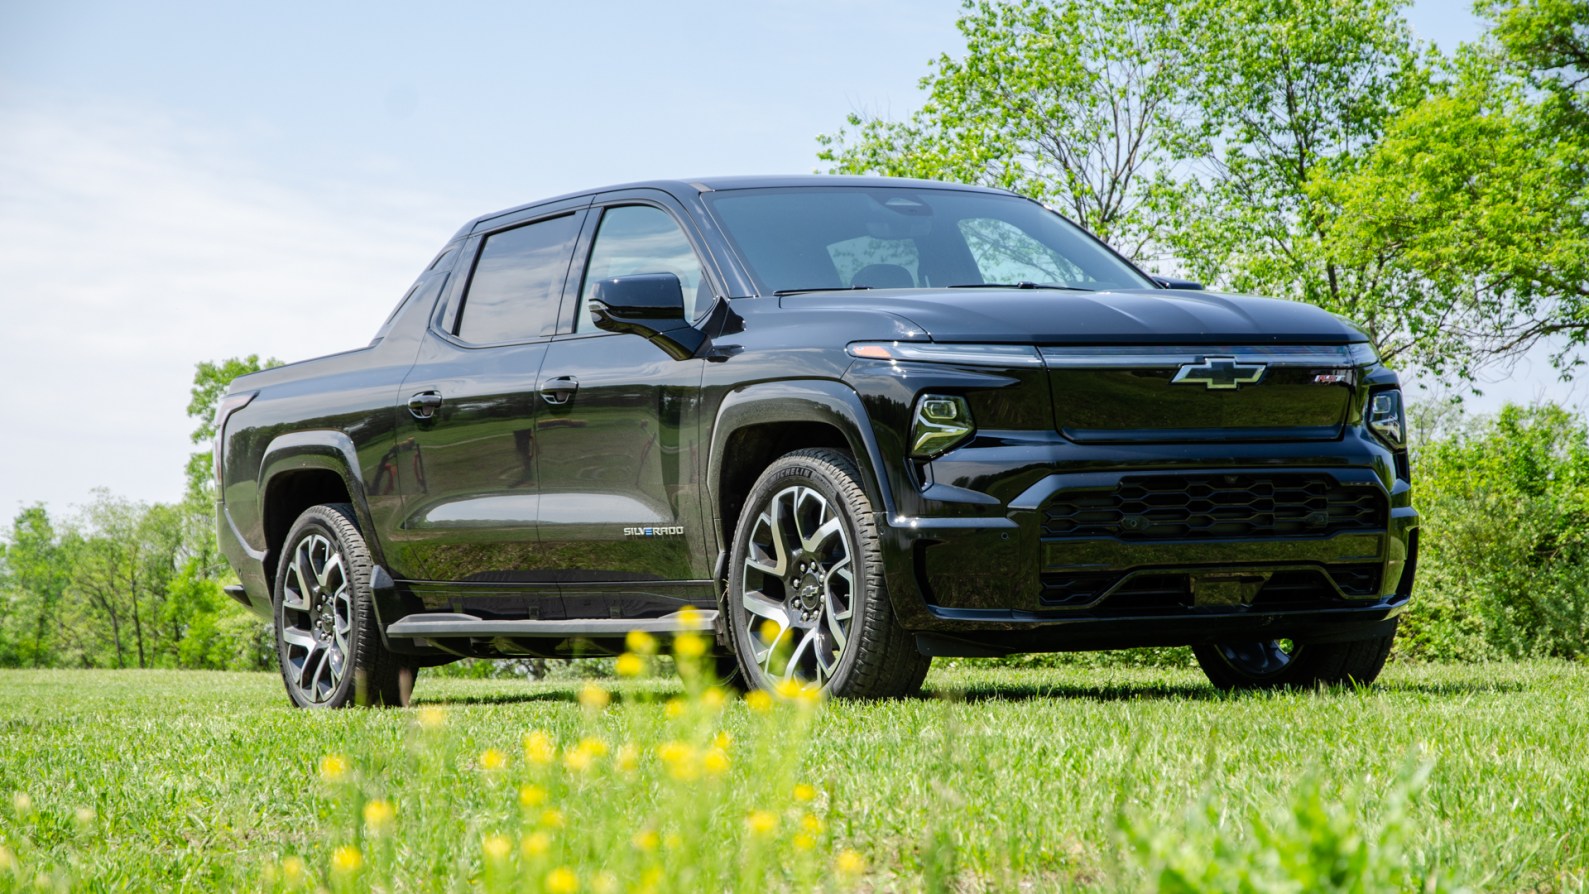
[576,205,709,333]
[455,213,580,343]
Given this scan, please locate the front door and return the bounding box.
[534,199,718,614]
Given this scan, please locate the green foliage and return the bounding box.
[1121,760,1457,893]
[185,354,279,500]
[1402,403,1589,661]
[819,0,1205,256]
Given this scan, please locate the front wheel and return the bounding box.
[273,503,413,708]
[1192,621,1398,691]
[724,448,930,699]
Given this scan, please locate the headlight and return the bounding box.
[1367,388,1405,448]
[911,394,974,458]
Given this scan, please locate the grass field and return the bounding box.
[1,660,1586,892]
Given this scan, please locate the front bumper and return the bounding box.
[877,453,1417,651]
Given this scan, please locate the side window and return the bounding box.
[455,213,580,344]
[959,218,1088,285]
[375,247,458,341]
[577,206,709,333]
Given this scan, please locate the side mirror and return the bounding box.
[1152,275,1204,290]
[588,273,706,360]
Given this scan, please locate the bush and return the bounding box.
[1404,403,1589,661]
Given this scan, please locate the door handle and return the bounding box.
[407,391,443,420]
[540,376,579,406]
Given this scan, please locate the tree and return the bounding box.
[0,505,72,667]
[1320,0,1589,379]
[819,0,1206,257]
[184,355,279,502]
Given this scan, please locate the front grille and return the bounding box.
[1042,473,1385,541]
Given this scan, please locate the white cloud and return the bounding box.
[0,91,465,515]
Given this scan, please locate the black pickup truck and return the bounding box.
[215,175,1417,707]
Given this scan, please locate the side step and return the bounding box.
[385,610,718,640]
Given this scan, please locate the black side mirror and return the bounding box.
[1152,275,1204,290]
[589,273,706,360]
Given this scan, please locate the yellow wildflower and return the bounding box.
[631,828,660,852]
[625,629,658,655]
[713,730,733,750]
[657,741,699,781]
[836,849,866,877]
[362,799,396,832]
[677,605,703,627]
[330,844,363,874]
[759,619,782,645]
[674,632,708,660]
[482,834,512,862]
[745,690,773,713]
[703,747,730,776]
[702,686,727,710]
[793,783,817,802]
[577,737,608,758]
[615,652,646,677]
[794,832,816,851]
[801,813,825,834]
[524,730,556,765]
[521,830,552,857]
[664,697,687,719]
[279,855,305,883]
[416,705,447,729]
[578,682,610,710]
[539,808,566,829]
[563,750,591,773]
[318,754,348,782]
[518,784,548,808]
[797,682,823,705]
[746,810,778,836]
[479,748,508,772]
[615,743,640,773]
[545,866,579,894]
[774,678,803,699]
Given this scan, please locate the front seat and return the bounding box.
[849,264,915,289]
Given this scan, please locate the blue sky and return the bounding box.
[1,0,1563,516]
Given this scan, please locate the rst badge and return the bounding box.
[1171,356,1267,390]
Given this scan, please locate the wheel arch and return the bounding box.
[708,380,895,569]
[258,431,381,589]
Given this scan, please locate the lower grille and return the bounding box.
[1042,473,1385,541]
[1039,564,1382,609]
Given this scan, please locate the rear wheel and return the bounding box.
[1192,621,1397,691]
[273,503,413,708]
[724,448,930,698]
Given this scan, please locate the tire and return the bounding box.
[272,503,413,708]
[723,448,930,698]
[1192,620,1398,691]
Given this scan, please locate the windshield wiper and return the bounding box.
[947,281,1091,291]
[772,285,874,297]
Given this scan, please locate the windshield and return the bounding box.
[702,185,1154,295]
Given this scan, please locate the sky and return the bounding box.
[0,0,1561,518]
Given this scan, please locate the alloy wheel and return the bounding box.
[278,532,354,704]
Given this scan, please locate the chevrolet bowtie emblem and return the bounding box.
[1172,356,1267,390]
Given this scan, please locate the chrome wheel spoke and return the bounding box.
[785,626,821,681]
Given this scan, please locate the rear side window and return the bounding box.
[456,213,580,343]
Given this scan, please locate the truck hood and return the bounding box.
[779,288,1368,345]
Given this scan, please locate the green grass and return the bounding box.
[1,661,1586,892]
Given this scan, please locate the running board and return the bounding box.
[385,610,718,640]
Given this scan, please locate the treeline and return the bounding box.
[0,357,277,671]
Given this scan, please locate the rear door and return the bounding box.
[386,201,587,596]
[533,192,720,613]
